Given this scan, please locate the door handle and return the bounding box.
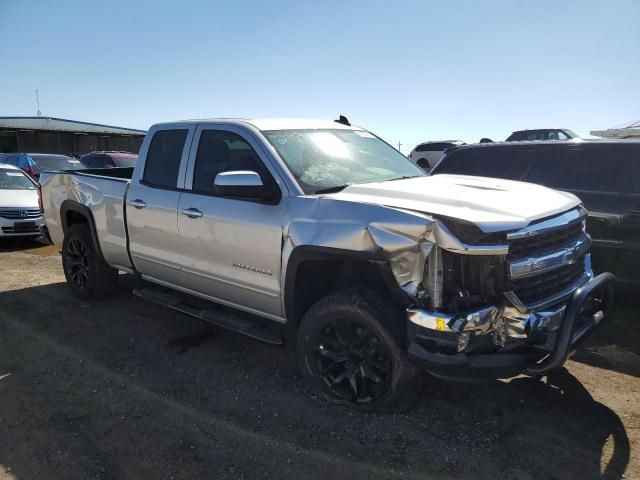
[128,199,147,209]
[180,208,203,219]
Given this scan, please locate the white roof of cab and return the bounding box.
[171,118,361,131]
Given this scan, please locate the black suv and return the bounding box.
[80,151,137,169]
[431,140,640,283]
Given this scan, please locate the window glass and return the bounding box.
[30,155,85,171]
[192,130,264,194]
[557,131,569,140]
[143,129,187,188]
[527,148,622,192]
[264,129,424,193]
[0,168,36,190]
[432,148,530,180]
[631,146,640,193]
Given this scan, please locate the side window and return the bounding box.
[143,129,188,188]
[192,130,265,195]
[527,148,623,193]
[83,155,96,168]
[557,131,570,140]
[103,156,116,168]
[433,148,529,180]
[631,146,640,193]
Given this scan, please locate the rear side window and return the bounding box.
[433,148,530,180]
[526,147,624,193]
[143,129,188,188]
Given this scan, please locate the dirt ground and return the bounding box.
[0,238,638,480]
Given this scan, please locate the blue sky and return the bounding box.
[1,0,638,151]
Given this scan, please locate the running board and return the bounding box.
[132,286,283,346]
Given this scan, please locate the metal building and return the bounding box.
[0,116,146,155]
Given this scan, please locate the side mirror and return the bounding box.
[213,171,276,201]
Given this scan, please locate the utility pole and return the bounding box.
[397,141,402,152]
[35,89,42,116]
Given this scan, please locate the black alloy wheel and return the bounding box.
[310,318,392,403]
[64,237,90,288]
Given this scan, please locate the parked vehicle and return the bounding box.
[80,151,138,169]
[408,140,465,171]
[40,119,614,411]
[506,129,579,141]
[0,153,85,181]
[0,164,44,238]
[431,140,640,284]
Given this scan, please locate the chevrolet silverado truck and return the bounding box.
[40,118,615,411]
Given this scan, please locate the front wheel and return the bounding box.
[296,289,423,412]
[62,224,118,299]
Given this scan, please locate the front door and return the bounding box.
[177,125,286,319]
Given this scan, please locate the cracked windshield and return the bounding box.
[265,129,424,193]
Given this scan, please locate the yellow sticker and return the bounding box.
[436,317,446,331]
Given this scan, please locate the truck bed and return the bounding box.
[40,168,133,271]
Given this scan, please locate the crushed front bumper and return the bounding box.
[406,272,615,380]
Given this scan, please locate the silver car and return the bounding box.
[0,164,44,238]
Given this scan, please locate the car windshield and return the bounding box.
[0,169,36,190]
[112,155,138,167]
[263,129,425,194]
[31,155,86,171]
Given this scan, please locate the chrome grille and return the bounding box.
[2,225,40,234]
[505,209,590,306]
[510,260,585,305]
[508,220,584,260]
[0,208,42,219]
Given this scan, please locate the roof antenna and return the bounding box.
[334,114,350,126]
[35,89,42,116]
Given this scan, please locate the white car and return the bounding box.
[0,164,44,238]
[408,140,465,171]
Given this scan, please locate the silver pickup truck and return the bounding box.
[41,118,614,411]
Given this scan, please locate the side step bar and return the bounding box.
[133,286,283,346]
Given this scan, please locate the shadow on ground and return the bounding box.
[0,277,633,479]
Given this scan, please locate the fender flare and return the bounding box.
[283,245,409,343]
[59,200,106,262]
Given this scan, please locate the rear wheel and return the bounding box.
[62,224,118,299]
[297,289,423,412]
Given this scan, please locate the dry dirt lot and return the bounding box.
[0,239,638,480]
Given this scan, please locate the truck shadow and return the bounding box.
[572,285,640,378]
[0,278,633,479]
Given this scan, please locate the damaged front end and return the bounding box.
[406,208,615,380]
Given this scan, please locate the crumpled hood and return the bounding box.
[325,174,581,233]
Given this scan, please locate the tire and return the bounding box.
[62,223,118,299]
[297,288,423,412]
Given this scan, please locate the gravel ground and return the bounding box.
[0,239,638,480]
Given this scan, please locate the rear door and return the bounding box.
[525,145,626,276]
[177,124,286,319]
[127,126,195,282]
[618,143,640,283]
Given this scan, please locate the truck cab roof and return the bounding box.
[156,118,362,131]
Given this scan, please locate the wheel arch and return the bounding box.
[60,200,106,262]
[283,246,412,346]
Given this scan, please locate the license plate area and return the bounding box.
[13,221,36,233]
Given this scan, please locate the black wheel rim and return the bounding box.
[65,237,90,288]
[310,318,392,403]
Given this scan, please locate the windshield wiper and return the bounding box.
[313,184,351,194]
[386,175,423,181]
